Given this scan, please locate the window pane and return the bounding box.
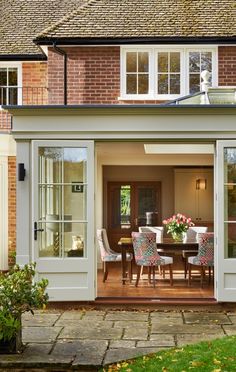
[8,87,18,105]
[189,74,200,94]
[65,223,87,258]
[138,52,149,72]
[158,74,168,94]
[0,68,7,85]
[63,148,87,183]
[170,74,180,94]
[8,68,17,86]
[189,52,200,73]
[158,53,168,73]
[224,149,236,183]
[201,52,212,72]
[126,52,137,72]
[120,185,131,229]
[170,52,180,73]
[127,74,137,94]
[138,74,148,94]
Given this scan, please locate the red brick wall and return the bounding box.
[0,110,11,132]
[48,47,120,104]
[218,46,236,86]
[8,156,16,266]
[22,62,48,105]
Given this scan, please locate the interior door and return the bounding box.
[216,141,236,301]
[107,182,161,250]
[32,140,95,301]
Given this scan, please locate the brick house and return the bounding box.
[1,0,236,303]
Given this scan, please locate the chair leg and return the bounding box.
[103,262,108,282]
[208,266,211,284]
[162,266,165,279]
[135,266,141,287]
[140,265,144,277]
[128,260,133,282]
[188,263,191,286]
[152,266,156,288]
[200,266,204,288]
[169,264,173,286]
[148,267,151,284]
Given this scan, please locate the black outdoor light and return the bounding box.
[18,163,26,181]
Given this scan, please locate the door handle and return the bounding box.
[34,222,44,241]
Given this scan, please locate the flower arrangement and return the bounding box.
[163,213,195,241]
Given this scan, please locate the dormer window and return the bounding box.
[121,47,216,100]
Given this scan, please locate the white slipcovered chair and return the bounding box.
[138,226,164,243]
[97,228,133,282]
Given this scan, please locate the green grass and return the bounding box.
[103,336,236,371]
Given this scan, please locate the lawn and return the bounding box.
[103,335,236,371]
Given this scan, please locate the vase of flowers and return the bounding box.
[163,213,194,242]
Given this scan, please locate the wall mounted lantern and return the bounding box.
[18,163,26,181]
[196,178,207,190]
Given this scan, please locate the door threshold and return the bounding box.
[95,296,217,305]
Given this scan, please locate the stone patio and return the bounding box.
[0,309,235,371]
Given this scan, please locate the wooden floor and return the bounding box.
[97,258,214,299]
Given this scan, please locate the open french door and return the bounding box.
[32,140,95,301]
[216,141,236,301]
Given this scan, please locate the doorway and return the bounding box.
[107,181,161,250]
[96,142,215,300]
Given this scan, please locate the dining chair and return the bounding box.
[131,232,173,287]
[97,228,133,282]
[138,226,164,243]
[182,226,208,278]
[188,232,214,288]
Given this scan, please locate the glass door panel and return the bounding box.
[38,146,87,259]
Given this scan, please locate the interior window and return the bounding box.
[0,67,18,105]
[126,52,149,95]
[189,51,212,94]
[157,51,181,95]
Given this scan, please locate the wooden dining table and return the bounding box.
[118,237,199,285]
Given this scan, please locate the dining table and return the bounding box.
[118,237,199,285]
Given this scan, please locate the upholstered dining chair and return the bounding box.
[131,232,173,288]
[188,232,214,288]
[97,228,133,283]
[182,226,208,278]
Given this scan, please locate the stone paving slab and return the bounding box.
[23,326,63,343]
[1,309,236,370]
[59,325,123,340]
[183,312,232,324]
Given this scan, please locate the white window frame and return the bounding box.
[120,46,218,100]
[0,62,22,106]
[186,48,218,95]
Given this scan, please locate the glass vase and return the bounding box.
[171,231,185,242]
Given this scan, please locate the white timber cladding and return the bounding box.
[0,156,8,271]
[120,45,218,100]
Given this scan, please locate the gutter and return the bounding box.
[52,43,67,105]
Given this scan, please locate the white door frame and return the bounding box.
[216,140,236,302]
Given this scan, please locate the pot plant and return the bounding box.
[0,262,48,354]
[163,213,195,242]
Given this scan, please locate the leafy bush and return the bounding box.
[0,263,48,342]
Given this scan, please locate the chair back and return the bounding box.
[97,228,115,259]
[138,226,164,243]
[184,226,208,243]
[194,232,214,266]
[131,232,162,266]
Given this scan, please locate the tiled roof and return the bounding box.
[36,0,236,41]
[0,0,87,56]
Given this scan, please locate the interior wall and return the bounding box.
[103,165,175,227]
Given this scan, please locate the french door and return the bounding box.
[107,182,161,249]
[32,141,95,301]
[217,141,236,301]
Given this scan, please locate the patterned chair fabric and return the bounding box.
[97,229,132,262]
[138,226,164,243]
[132,232,172,266]
[188,232,214,267]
